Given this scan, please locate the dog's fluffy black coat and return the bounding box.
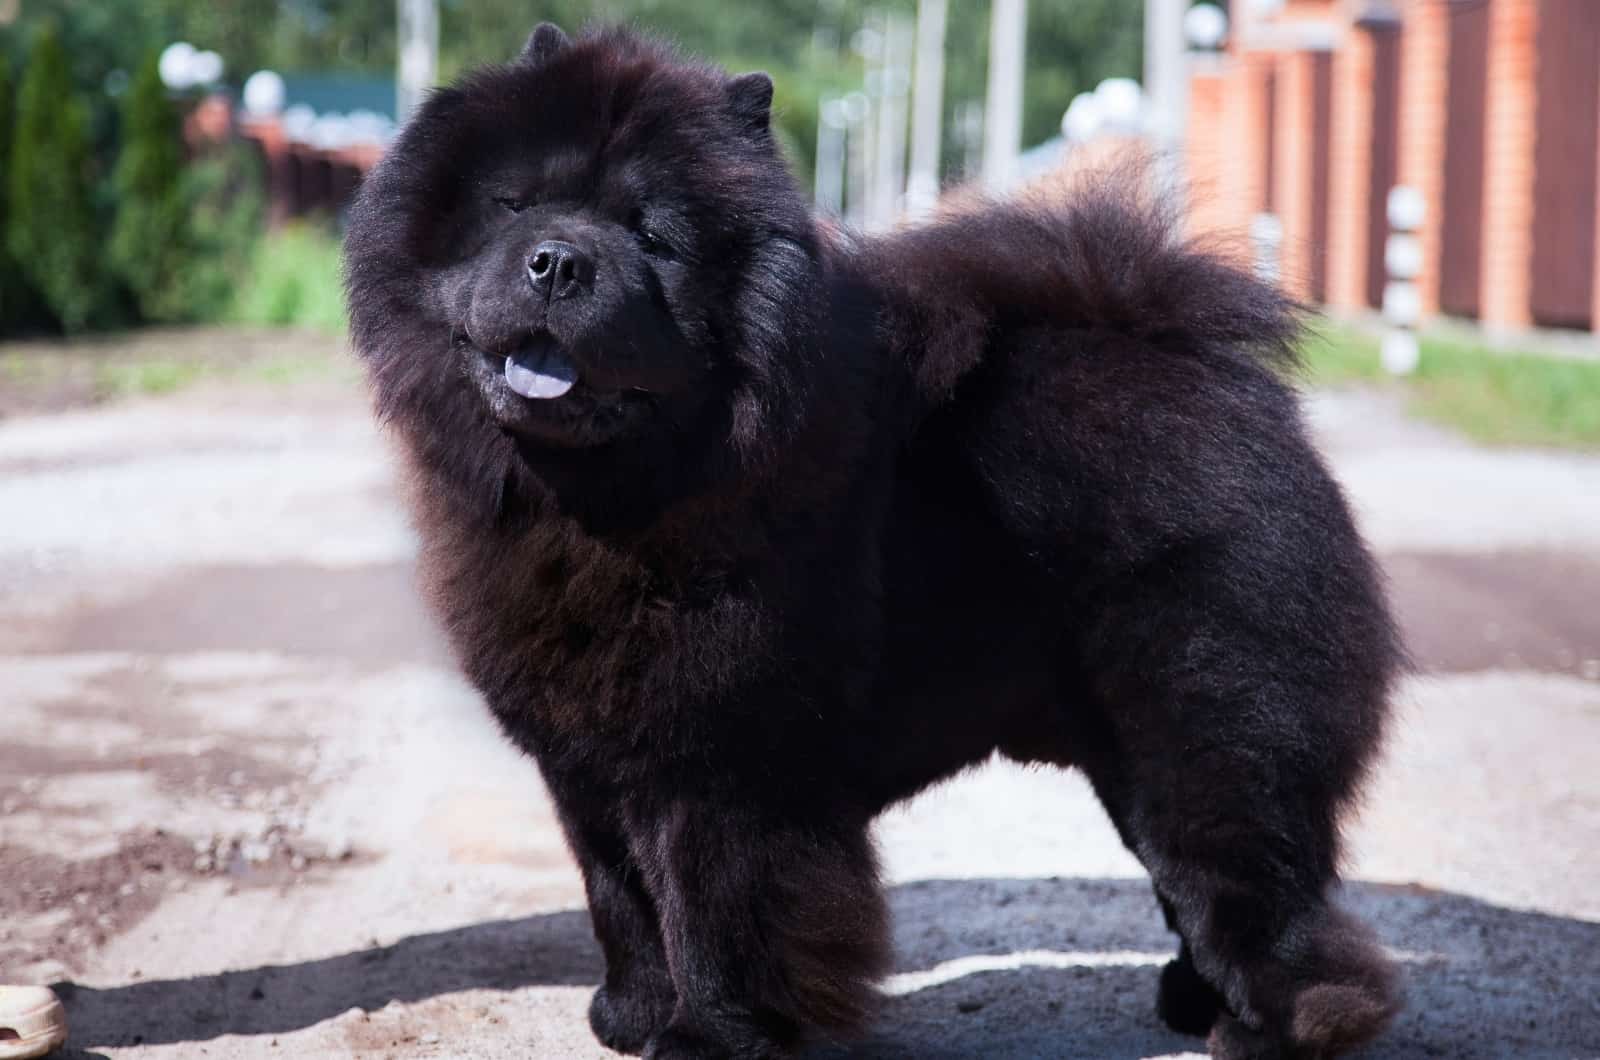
[345,24,1401,1059]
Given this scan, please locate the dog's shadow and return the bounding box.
[55,877,1599,1058]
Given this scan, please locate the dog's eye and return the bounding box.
[493,196,529,214]
[633,228,665,256]
[636,225,675,259]
[628,208,675,259]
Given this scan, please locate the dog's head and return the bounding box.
[345,25,818,520]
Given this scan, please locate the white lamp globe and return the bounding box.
[851,26,884,62]
[1094,78,1144,135]
[1061,92,1102,142]
[310,114,354,151]
[1185,4,1229,51]
[243,71,287,117]
[158,42,198,90]
[841,92,870,126]
[1387,185,1427,231]
[190,50,225,86]
[282,103,317,142]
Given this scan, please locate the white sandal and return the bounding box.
[0,987,68,1059]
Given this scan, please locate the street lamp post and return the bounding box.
[874,13,915,227]
[816,98,848,216]
[982,0,1027,193]
[843,93,871,229]
[906,0,948,218]
[397,0,438,127]
[1144,0,1188,195]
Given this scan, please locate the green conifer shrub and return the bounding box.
[108,52,191,323]
[7,26,113,333]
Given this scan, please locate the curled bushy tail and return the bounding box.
[860,167,1302,403]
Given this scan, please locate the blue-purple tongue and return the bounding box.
[504,342,578,399]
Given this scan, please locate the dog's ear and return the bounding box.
[519,23,570,66]
[726,72,774,138]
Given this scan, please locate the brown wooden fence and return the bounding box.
[1365,22,1402,310]
[1529,0,1599,329]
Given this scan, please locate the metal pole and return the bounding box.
[396,0,438,127]
[906,0,948,218]
[816,98,847,215]
[874,13,915,226]
[954,99,984,181]
[858,12,885,226]
[844,93,871,229]
[982,0,1027,193]
[1143,0,1187,192]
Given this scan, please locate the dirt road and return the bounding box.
[2,370,1596,1059]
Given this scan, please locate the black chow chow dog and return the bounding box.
[344,23,1401,1060]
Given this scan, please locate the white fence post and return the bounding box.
[1251,213,1284,288]
[1383,185,1426,375]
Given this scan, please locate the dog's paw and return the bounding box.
[641,1026,718,1060]
[1207,1013,1281,1060]
[642,1024,783,1060]
[589,984,673,1055]
[1156,955,1224,1036]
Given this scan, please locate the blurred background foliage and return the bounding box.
[0,0,1140,186]
[0,0,1140,336]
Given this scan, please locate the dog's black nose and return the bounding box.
[528,240,593,300]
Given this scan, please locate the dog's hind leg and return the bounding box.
[1065,554,1402,1058]
[1072,758,1228,1039]
[1080,724,1399,1058]
[1075,627,1401,1056]
[1075,756,1227,1039]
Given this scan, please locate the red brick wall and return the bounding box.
[1182,0,1600,333]
[1186,63,1231,241]
[1186,45,1334,303]
[1398,0,1450,318]
[1480,0,1540,329]
[1275,50,1317,302]
[1185,52,1274,261]
[1238,52,1276,221]
[1326,26,1373,312]
[1280,0,1339,18]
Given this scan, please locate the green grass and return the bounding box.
[1,351,50,385]
[230,224,348,334]
[244,351,353,386]
[93,358,209,397]
[1299,324,1600,450]
[1297,324,1389,386]
[1,225,351,408]
[89,349,353,399]
[0,327,354,413]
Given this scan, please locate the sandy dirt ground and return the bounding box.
[1,366,1597,1059]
